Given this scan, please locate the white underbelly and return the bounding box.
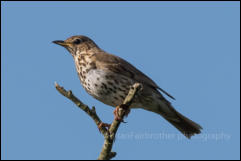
[82,69,133,107]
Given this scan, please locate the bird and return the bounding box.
[53,35,202,138]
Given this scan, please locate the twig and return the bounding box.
[55,82,108,137]
[98,83,142,160]
[55,82,142,160]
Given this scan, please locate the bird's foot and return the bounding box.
[113,106,122,121]
[98,122,111,132]
[113,104,130,122]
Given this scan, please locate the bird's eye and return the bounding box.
[73,39,82,44]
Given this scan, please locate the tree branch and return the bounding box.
[55,82,108,137]
[98,83,142,160]
[55,82,142,160]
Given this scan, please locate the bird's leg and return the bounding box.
[113,106,122,121]
[98,122,111,132]
[124,107,131,118]
[113,104,130,122]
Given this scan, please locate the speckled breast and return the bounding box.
[74,55,134,107]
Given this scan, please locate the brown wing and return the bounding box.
[94,51,175,100]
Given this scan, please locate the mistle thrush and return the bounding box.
[53,35,202,138]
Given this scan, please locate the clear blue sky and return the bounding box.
[1,1,240,160]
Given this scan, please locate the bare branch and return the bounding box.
[55,82,142,160]
[98,83,142,160]
[55,83,108,136]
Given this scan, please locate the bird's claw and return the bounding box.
[113,105,130,122]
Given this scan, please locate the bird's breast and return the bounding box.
[75,56,134,107]
[73,54,144,108]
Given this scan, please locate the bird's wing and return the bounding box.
[94,51,175,100]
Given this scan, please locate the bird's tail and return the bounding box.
[162,108,202,139]
[141,91,202,138]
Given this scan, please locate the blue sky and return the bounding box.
[1,1,240,160]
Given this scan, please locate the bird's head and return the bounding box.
[53,35,99,56]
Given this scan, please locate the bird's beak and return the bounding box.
[52,40,71,47]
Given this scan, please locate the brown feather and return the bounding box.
[94,51,175,99]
